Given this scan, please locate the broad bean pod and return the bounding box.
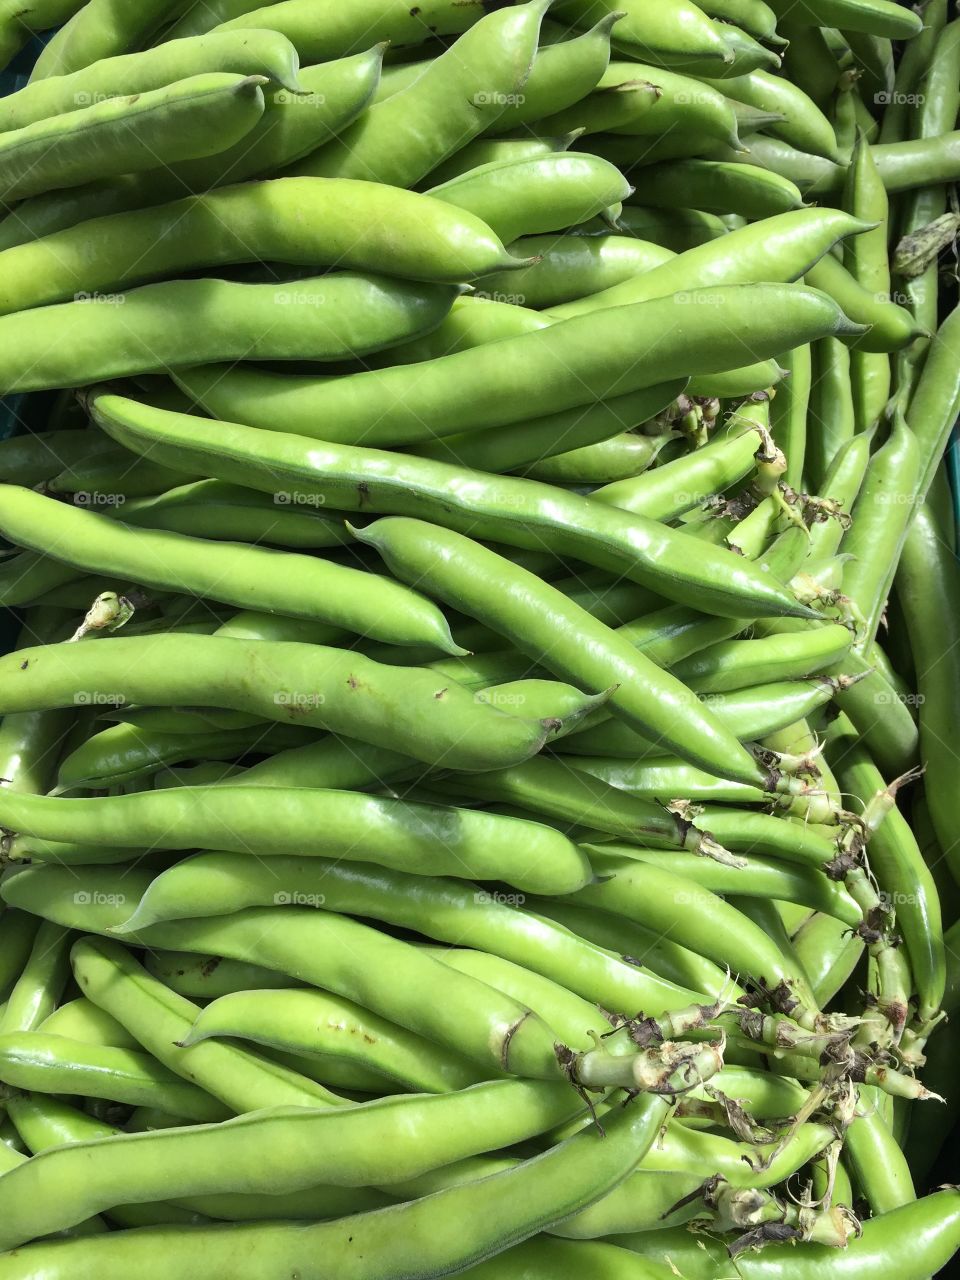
[0,73,267,204]
[88,390,820,622]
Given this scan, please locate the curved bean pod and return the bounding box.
[558,679,842,759]
[553,0,731,67]
[1,869,572,1079]
[0,1031,228,1120]
[109,854,700,1017]
[0,634,563,772]
[205,0,482,56]
[71,937,347,1111]
[39,997,140,1050]
[628,160,804,218]
[113,479,353,549]
[428,152,631,245]
[0,28,301,133]
[0,48,387,249]
[572,851,822,1021]
[55,720,315,791]
[700,68,839,159]
[672,624,854,692]
[0,486,459,649]
[355,516,776,783]
[542,59,741,147]
[0,73,266,204]
[291,1,548,186]
[0,1094,675,1277]
[0,786,592,893]
[794,910,865,1006]
[597,847,860,925]
[182,987,478,1094]
[485,14,621,135]
[88,390,820,622]
[551,207,868,319]
[0,178,529,316]
[31,0,197,79]
[0,0,85,70]
[0,920,71,1034]
[0,271,460,394]
[165,281,862,446]
[476,233,674,311]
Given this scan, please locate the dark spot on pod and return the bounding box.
[433,687,448,700]
[199,957,222,979]
[410,4,420,13]
[347,675,359,690]
[357,481,370,506]
[19,660,27,670]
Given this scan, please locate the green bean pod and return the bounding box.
[540,60,741,148]
[554,0,732,68]
[793,911,865,1006]
[557,678,843,759]
[429,152,632,245]
[0,921,71,1034]
[0,783,592,893]
[0,0,85,70]
[291,1,548,187]
[355,516,775,785]
[765,0,923,38]
[0,28,302,133]
[182,987,478,1094]
[835,745,945,1022]
[0,909,40,1001]
[88,390,820,623]
[0,179,531,316]
[0,1031,228,1120]
[113,479,354,549]
[477,233,674,310]
[592,847,860,924]
[0,1094,679,1277]
[109,853,700,1019]
[591,423,763,518]
[0,486,461,649]
[626,160,804,218]
[571,852,822,1020]
[897,506,960,879]
[485,14,621,135]
[839,409,921,645]
[39,997,140,1050]
[671,623,853,692]
[173,0,477,47]
[31,0,197,79]
[551,207,868,318]
[71,937,347,1111]
[55,720,315,792]
[0,633,571,772]
[2,867,581,1080]
[519,432,667,484]
[0,73,267,204]
[175,280,858,446]
[700,67,839,158]
[0,48,388,249]
[0,270,461,394]
[145,950,305,1000]
[5,1095,381,1229]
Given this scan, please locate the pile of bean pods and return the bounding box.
[0,0,959,1276]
